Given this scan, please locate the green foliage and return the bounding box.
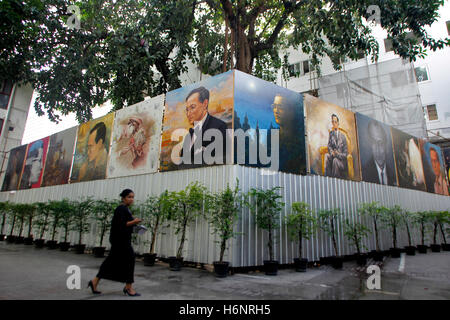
[206,182,242,262]
[138,191,171,254]
[0,201,12,235]
[245,186,284,261]
[343,218,371,255]
[318,208,342,256]
[2,0,448,121]
[168,182,208,259]
[90,199,116,247]
[285,202,317,259]
[70,197,95,245]
[400,209,417,247]
[58,199,75,243]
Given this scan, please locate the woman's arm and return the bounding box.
[126,217,142,227]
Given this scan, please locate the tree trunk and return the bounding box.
[9,215,16,236]
[64,228,68,243]
[268,223,273,261]
[433,222,438,244]
[392,222,397,249]
[223,17,229,72]
[40,214,49,239]
[150,216,160,254]
[177,220,188,259]
[219,238,227,262]
[1,213,6,234]
[373,217,380,251]
[19,219,24,237]
[421,221,425,245]
[298,230,303,259]
[100,225,106,247]
[27,215,33,237]
[331,219,338,256]
[354,233,361,255]
[51,225,57,241]
[405,221,412,246]
[439,223,447,245]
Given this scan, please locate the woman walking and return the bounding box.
[88,189,142,296]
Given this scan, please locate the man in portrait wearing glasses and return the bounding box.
[179,86,227,168]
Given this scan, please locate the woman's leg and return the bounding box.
[92,277,100,289]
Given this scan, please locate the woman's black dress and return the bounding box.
[96,204,135,283]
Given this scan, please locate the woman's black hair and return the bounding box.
[120,189,134,198]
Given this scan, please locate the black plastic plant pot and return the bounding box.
[143,253,157,266]
[331,256,343,269]
[47,240,58,249]
[389,248,401,258]
[293,258,308,272]
[213,261,230,277]
[59,242,70,251]
[356,254,368,266]
[93,247,106,258]
[0,234,5,241]
[263,260,279,275]
[368,250,376,259]
[14,236,24,244]
[442,243,450,251]
[373,251,384,262]
[417,245,428,254]
[34,239,45,248]
[74,244,86,254]
[24,237,34,245]
[405,246,416,256]
[320,256,333,265]
[430,244,441,252]
[168,256,183,271]
[6,235,16,243]
[344,254,356,262]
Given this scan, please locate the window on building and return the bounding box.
[384,38,394,52]
[0,80,13,109]
[447,21,450,35]
[288,60,311,77]
[414,66,429,82]
[424,104,438,121]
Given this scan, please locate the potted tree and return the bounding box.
[343,218,371,266]
[140,192,171,267]
[58,199,74,251]
[245,186,284,276]
[400,209,417,255]
[168,182,206,271]
[46,200,63,249]
[91,199,116,257]
[318,208,343,269]
[24,203,37,245]
[437,211,449,251]
[359,202,383,261]
[0,202,11,241]
[207,183,242,277]
[71,198,94,254]
[415,211,431,254]
[34,202,51,248]
[285,202,317,272]
[381,205,403,258]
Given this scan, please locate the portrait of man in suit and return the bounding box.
[362,120,396,186]
[179,86,227,168]
[324,114,348,178]
[78,122,109,181]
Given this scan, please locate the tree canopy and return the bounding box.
[1,0,448,122]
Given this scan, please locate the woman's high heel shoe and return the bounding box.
[87,280,101,294]
[123,287,141,296]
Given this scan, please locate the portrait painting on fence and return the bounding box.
[70,113,114,182]
[305,94,361,181]
[160,70,233,171]
[1,145,27,191]
[419,140,449,196]
[391,127,426,191]
[108,95,165,178]
[41,127,77,187]
[356,113,397,186]
[233,70,306,174]
[19,137,49,189]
